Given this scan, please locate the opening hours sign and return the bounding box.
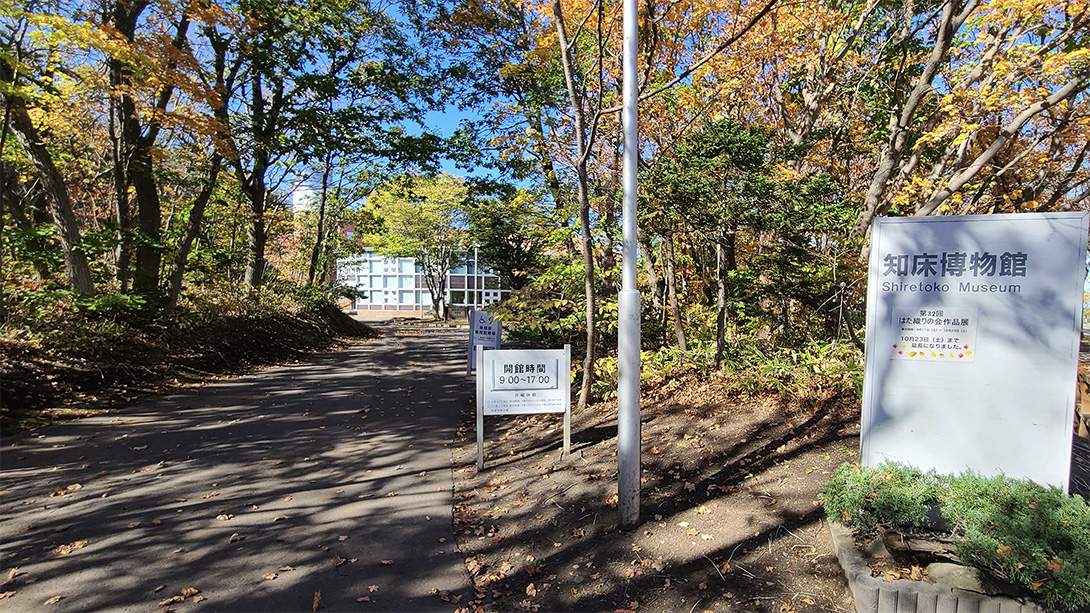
[862,212,1088,491]
[476,346,571,469]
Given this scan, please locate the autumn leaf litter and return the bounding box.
[451,372,861,612]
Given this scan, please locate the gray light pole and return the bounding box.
[617,0,641,529]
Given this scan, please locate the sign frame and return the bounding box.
[476,345,571,470]
[861,212,1088,490]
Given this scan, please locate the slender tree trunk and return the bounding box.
[714,229,737,365]
[307,151,333,285]
[165,155,223,313]
[109,95,132,292]
[577,169,597,410]
[553,0,597,411]
[663,233,686,351]
[637,231,663,311]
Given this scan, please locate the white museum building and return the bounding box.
[335,248,508,317]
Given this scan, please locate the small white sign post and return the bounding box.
[476,345,571,470]
[467,309,502,375]
[862,212,1089,490]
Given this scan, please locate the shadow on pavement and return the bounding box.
[1,324,473,612]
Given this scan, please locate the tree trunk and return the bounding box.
[0,164,53,281]
[108,0,170,296]
[577,169,597,411]
[242,167,268,293]
[637,231,663,311]
[2,85,94,295]
[307,151,333,285]
[165,155,223,313]
[714,229,737,365]
[849,0,980,256]
[663,233,686,351]
[553,0,597,411]
[130,149,162,295]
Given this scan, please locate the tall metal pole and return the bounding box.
[617,0,641,529]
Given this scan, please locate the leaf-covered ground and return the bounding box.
[451,374,863,613]
[0,306,378,434]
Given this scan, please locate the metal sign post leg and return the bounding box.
[563,344,571,457]
[476,344,485,471]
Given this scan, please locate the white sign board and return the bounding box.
[476,345,571,469]
[467,309,502,374]
[862,212,1088,490]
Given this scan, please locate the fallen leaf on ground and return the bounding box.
[153,585,166,593]
[278,566,295,572]
[368,585,379,592]
[0,592,15,600]
[380,560,394,566]
[261,573,278,581]
[215,514,233,521]
[159,595,184,605]
[273,515,290,522]
[356,596,371,602]
[53,541,88,555]
[44,595,63,605]
[127,521,140,529]
[312,591,321,612]
[7,568,19,581]
[229,533,242,543]
[180,588,199,598]
[331,555,346,567]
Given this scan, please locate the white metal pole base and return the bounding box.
[617,288,641,529]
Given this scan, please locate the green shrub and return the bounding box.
[821,462,1090,611]
[820,461,942,532]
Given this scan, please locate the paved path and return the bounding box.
[1,323,473,612]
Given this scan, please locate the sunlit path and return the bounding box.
[1,322,472,612]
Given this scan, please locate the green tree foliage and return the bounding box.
[363,173,468,319]
[639,119,856,364]
[465,184,548,291]
[0,0,449,326]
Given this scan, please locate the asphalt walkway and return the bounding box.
[0,322,473,612]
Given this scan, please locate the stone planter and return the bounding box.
[827,524,1061,613]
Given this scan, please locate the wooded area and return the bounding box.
[1,0,1087,407]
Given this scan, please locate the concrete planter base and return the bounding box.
[828,524,1057,613]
